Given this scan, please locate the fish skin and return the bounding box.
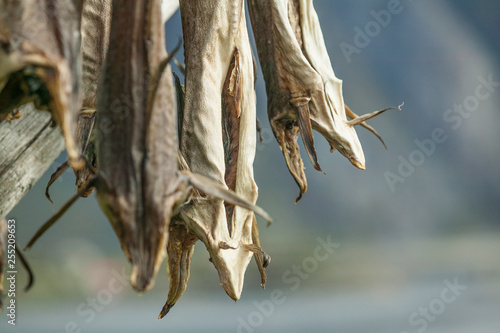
[249,0,392,201]
[73,0,112,195]
[178,0,269,302]
[96,0,178,292]
[96,0,270,294]
[158,220,198,319]
[45,0,111,201]
[0,0,83,168]
[46,0,184,201]
[23,0,271,305]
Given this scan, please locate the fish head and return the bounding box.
[180,198,254,301]
[96,179,169,293]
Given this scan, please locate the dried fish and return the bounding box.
[158,76,195,318]
[159,219,197,318]
[249,0,398,201]
[74,0,112,195]
[75,0,179,196]
[45,0,183,202]
[45,0,111,202]
[26,0,270,295]
[159,61,270,316]
[178,0,269,303]
[0,0,83,168]
[222,48,270,290]
[94,0,187,293]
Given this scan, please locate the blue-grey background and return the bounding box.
[2,0,500,332]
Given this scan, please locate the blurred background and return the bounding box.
[2,0,499,332]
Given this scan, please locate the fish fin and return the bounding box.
[45,160,70,204]
[291,97,322,172]
[181,171,272,225]
[25,176,98,250]
[346,102,404,127]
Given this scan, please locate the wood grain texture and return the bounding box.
[0,104,64,219]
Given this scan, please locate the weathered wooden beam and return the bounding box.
[0,105,64,220]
